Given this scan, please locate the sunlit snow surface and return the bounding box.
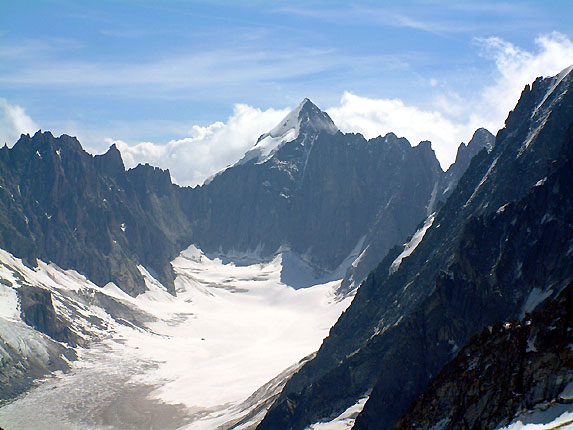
[495,382,573,429]
[0,246,353,430]
[389,213,435,275]
[236,99,305,165]
[496,406,573,430]
[306,397,369,430]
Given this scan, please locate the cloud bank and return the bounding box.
[113,104,289,187]
[114,33,573,185]
[328,32,573,169]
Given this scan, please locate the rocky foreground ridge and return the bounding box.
[394,281,572,429]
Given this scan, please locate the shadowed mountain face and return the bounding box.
[339,127,495,293]
[187,101,444,280]
[356,119,573,429]
[0,132,192,296]
[257,68,573,430]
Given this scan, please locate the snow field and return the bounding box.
[0,245,353,429]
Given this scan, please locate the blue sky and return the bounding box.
[2,1,573,185]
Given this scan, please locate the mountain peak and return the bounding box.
[94,143,125,176]
[453,128,494,165]
[11,130,85,157]
[259,98,337,143]
[238,99,338,165]
[468,128,494,152]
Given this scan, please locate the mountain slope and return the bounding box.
[0,243,352,429]
[339,128,494,293]
[0,132,192,295]
[186,99,444,286]
[356,118,573,429]
[257,67,573,430]
[394,281,573,430]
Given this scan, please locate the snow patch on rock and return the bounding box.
[390,213,435,275]
[307,396,369,430]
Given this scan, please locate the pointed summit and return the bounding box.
[257,98,338,145]
[238,99,338,165]
[94,143,125,176]
[448,128,494,173]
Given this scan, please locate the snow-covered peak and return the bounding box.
[258,98,310,143]
[237,98,338,165]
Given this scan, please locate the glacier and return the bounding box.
[0,245,353,429]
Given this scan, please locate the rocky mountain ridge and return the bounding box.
[0,99,490,410]
[0,99,481,298]
[0,132,193,296]
[355,116,573,429]
[0,88,537,429]
[257,67,573,430]
[339,127,494,293]
[186,98,485,290]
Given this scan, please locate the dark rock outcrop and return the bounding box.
[394,282,573,429]
[17,285,81,346]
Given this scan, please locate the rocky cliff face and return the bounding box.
[437,127,494,204]
[17,285,81,347]
[339,128,494,293]
[355,117,573,429]
[394,281,573,430]
[257,67,573,430]
[0,131,192,295]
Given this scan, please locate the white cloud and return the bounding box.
[327,93,467,168]
[0,98,39,146]
[471,32,573,133]
[327,32,573,170]
[113,104,288,186]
